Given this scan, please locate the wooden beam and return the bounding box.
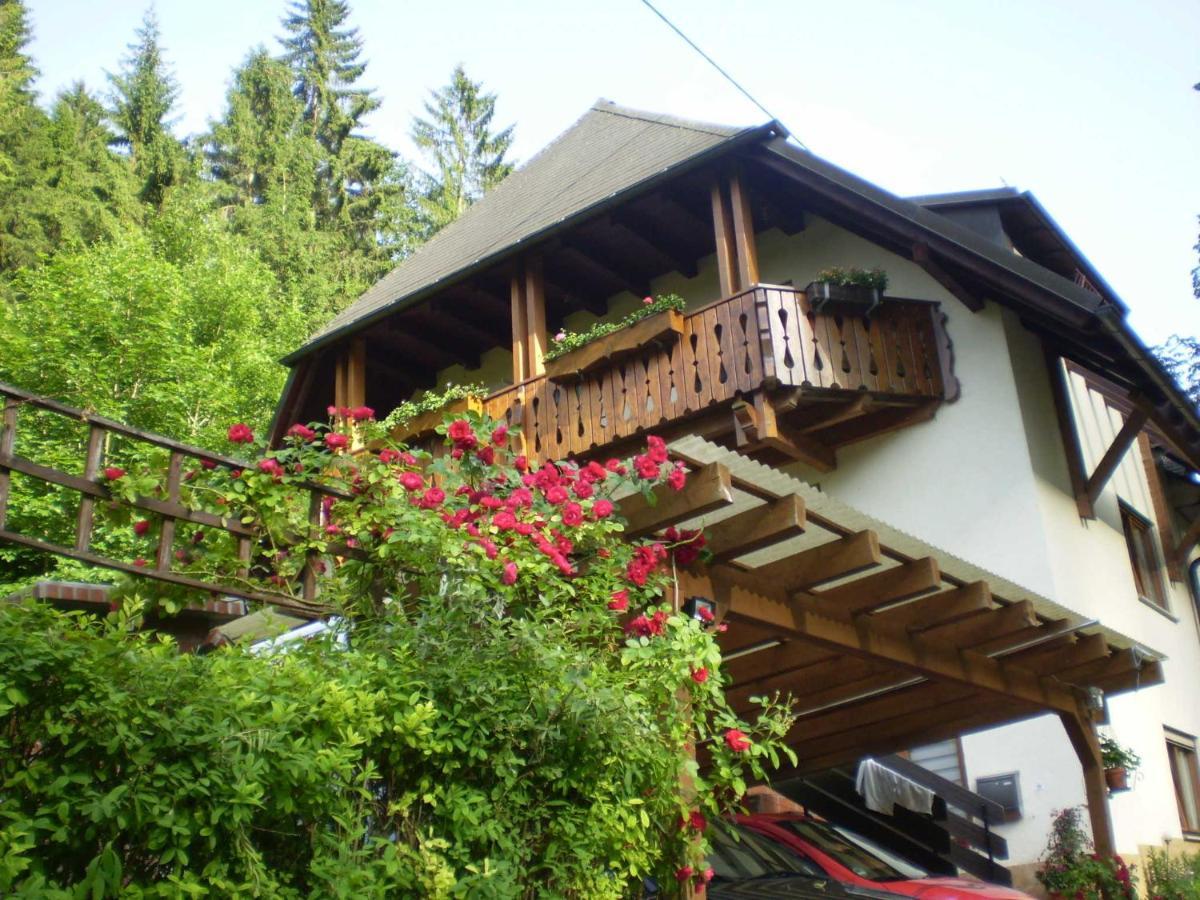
[711,179,737,297]
[800,557,941,618]
[726,655,882,713]
[680,566,1084,715]
[618,462,734,537]
[735,530,881,592]
[733,393,836,472]
[869,581,992,632]
[703,494,806,562]
[524,255,548,377]
[510,269,528,382]
[1045,349,1095,518]
[723,640,834,686]
[917,601,1039,651]
[1091,658,1164,696]
[1059,712,1116,857]
[1083,407,1148,507]
[729,168,759,288]
[1002,632,1108,674]
[798,396,874,434]
[912,242,983,312]
[1139,432,1184,581]
[610,207,701,279]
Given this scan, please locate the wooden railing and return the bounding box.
[478,285,953,461]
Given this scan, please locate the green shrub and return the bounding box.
[1144,848,1200,900]
[813,267,888,292]
[1035,807,1136,900]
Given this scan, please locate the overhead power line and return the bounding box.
[637,0,807,150]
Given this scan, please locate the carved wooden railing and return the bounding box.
[478,285,954,462]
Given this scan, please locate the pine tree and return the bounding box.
[0,0,47,273]
[107,9,184,206]
[411,64,514,235]
[280,0,379,159]
[0,0,38,167]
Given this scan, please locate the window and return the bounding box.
[1167,732,1200,835]
[975,773,1022,822]
[1121,504,1168,611]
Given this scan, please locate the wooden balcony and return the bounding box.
[449,285,955,467]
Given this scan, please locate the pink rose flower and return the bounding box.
[132,519,151,536]
[103,467,125,481]
[286,423,316,442]
[592,499,614,519]
[501,561,518,585]
[399,472,424,491]
[227,423,254,444]
[724,729,751,752]
[324,432,349,450]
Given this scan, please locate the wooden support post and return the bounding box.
[510,265,529,383]
[155,451,184,572]
[711,179,738,297]
[733,393,836,472]
[1045,350,1094,519]
[524,254,547,377]
[75,424,105,551]
[729,168,759,289]
[0,397,14,531]
[1139,432,1184,581]
[346,338,366,410]
[1083,407,1147,509]
[1059,711,1117,856]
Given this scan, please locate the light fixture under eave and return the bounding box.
[723,639,783,662]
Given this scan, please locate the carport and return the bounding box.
[661,435,1163,856]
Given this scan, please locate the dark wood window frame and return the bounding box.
[1166,730,1200,837]
[1120,502,1170,613]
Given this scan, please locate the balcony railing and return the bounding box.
[465,284,953,463]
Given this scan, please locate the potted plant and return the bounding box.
[1100,736,1140,792]
[544,294,686,382]
[1036,807,1136,900]
[805,267,888,316]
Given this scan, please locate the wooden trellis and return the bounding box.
[0,382,346,618]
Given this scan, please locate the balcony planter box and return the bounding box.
[1104,766,1130,793]
[545,309,684,382]
[388,396,483,444]
[805,281,882,317]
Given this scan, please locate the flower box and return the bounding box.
[388,396,483,444]
[804,281,882,317]
[545,309,684,382]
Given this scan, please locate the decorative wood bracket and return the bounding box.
[733,393,836,472]
[1081,404,1147,510]
[912,242,983,312]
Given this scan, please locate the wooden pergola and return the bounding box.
[655,435,1162,855]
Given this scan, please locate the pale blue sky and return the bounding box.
[24,0,1200,346]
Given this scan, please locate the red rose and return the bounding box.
[491,425,508,446]
[399,472,423,491]
[689,810,707,831]
[701,867,714,883]
[103,467,125,481]
[646,434,669,464]
[697,605,715,623]
[349,405,374,422]
[451,447,464,460]
[608,590,629,612]
[132,519,151,536]
[691,667,709,684]
[724,729,751,752]
[324,432,349,450]
[667,465,687,491]
[476,445,495,465]
[448,419,474,442]
[546,485,569,505]
[286,423,316,442]
[324,524,341,536]
[592,499,614,519]
[199,458,217,470]
[676,867,693,882]
[605,459,621,472]
[634,454,660,479]
[132,557,147,568]
[572,479,594,499]
[501,561,518,585]
[419,487,445,509]
[493,511,518,530]
[227,423,255,444]
[514,455,529,472]
[562,502,584,527]
[378,448,402,464]
[508,488,533,509]
[257,458,284,478]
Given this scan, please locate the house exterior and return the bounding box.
[273,101,1200,884]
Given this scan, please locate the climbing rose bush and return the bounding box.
[0,412,795,897]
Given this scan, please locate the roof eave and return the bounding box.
[280,119,784,366]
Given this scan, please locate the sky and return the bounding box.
[23,0,1200,347]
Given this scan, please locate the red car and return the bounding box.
[738,814,1034,900]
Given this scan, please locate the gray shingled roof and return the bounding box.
[285,100,773,362]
